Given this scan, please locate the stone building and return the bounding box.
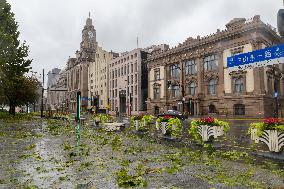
[109,45,168,116]
[65,15,97,112]
[146,16,284,117]
[88,47,118,112]
[46,70,67,112]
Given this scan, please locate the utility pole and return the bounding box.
[41,69,44,118]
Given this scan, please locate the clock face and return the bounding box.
[88,31,94,39]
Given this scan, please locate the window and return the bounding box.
[204,55,218,71]
[185,60,197,75]
[189,82,197,95]
[131,64,133,73]
[209,105,216,113]
[127,65,129,74]
[127,76,129,85]
[169,64,180,77]
[154,69,160,80]
[131,75,133,84]
[118,68,120,77]
[135,74,137,83]
[115,69,117,78]
[131,86,133,95]
[115,79,117,87]
[172,85,179,98]
[153,87,160,100]
[124,65,127,75]
[208,79,217,95]
[234,104,245,115]
[235,78,244,93]
[121,67,123,76]
[134,63,137,72]
[135,85,137,95]
[115,89,117,97]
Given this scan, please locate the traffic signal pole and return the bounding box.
[41,69,44,118]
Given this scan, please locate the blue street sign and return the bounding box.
[227,44,284,72]
[81,97,93,101]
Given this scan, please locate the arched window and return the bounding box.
[189,82,197,95]
[209,105,216,113]
[235,78,244,93]
[208,79,217,95]
[234,104,245,115]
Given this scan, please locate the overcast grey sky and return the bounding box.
[7,0,282,76]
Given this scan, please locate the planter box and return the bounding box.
[161,122,168,135]
[134,120,147,131]
[134,120,139,131]
[251,128,284,152]
[197,125,225,142]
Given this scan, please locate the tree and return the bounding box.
[0,0,33,115]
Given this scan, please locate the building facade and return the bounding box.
[88,47,118,112]
[65,16,97,112]
[46,70,67,112]
[108,45,168,116]
[146,16,284,118]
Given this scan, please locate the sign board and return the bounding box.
[81,97,93,101]
[227,44,284,72]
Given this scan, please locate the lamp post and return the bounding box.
[41,69,45,118]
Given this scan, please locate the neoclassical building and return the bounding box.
[65,15,97,111]
[146,16,284,117]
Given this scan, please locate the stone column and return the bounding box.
[217,49,224,97]
[252,42,265,94]
[164,64,169,111]
[196,57,203,94]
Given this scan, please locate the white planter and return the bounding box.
[251,129,284,152]
[161,122,168,135]
[134,120,139,131]
[155,121,160,130]
[197,125,225,142]
[172,124,176,131]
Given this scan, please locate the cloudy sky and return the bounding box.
[8,0,282,76]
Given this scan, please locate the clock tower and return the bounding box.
[80,13,98,51]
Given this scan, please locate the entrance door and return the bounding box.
[154,106,159,115]
[119,97,126,114]
[188,100,195,115]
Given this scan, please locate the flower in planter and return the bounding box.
[249,118,284,136]
[156,115,173,123]
[250,118,284,152]
[131,114,153,131]
[189,117,230,142]
[167,117,183,137]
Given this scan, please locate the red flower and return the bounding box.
[164,115,173,119]
[263,118,281,125]
[200,117,214,124]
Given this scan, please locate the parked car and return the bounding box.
[158,110,186,120]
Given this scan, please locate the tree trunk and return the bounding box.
[9,103,16,116]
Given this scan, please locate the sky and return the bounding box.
[7,0,282,78]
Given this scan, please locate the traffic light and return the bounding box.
[277,9,284,37]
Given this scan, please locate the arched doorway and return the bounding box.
[234,104,245,115]
[209,104,216,113]
[154,106,160,115]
